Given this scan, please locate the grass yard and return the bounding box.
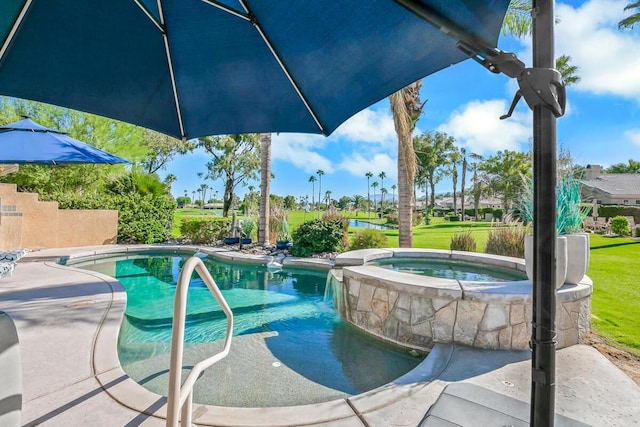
[587,234,640,356]
[171,208,639,354]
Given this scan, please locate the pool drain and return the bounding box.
[272,361,281,367]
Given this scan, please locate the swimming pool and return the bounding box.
[74,251,423,407]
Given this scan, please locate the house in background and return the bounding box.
[580,164,640,206]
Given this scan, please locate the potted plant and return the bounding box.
[241,218,256,244]
[519,172,589,287]
[276,218,292,250]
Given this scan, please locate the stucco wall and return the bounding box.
[0,183,117,250]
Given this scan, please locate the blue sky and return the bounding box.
[163,0,640,202]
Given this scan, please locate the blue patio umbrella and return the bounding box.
[0,1,565,425]
[0,0,514,140]
[0,118,129,165]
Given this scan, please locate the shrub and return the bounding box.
[610,216,630,236]
[412,211,424,226]
[385,213,398,225]
[50,191,176,243]
[484,216,529,258]
[450,229,477,252]
[180,217,230,243]
[446,214,460,222]
[111,194,176,243]
[322,207,350,247]
[636,227,640,238]
[350,228,388,250]
[290,219,345,257]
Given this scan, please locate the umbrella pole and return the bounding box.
[531,0,557,425]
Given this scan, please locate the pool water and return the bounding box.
[372,258,527,282]
[76,252,423,407]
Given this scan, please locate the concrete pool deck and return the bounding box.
[0,245,638,426]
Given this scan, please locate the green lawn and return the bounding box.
[586,234,640,355]
[171,208,639,354]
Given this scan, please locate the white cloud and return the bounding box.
[624,128,640,146]
[270,106,397,175]
[437,100,531,154]
[332,107,396,146]
[336,152,397,182]
[517,0,640,100]
[271,133,333,173]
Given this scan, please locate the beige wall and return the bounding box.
[0,183,118,250]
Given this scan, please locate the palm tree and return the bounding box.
[391,184,397,205]
[191,190,196,208]
[317,169,324,215]
[308,175,316,214]
[199,183,208,214]
[259,133,271,244]
[460,148,468,221]
[380,187,388,211]
[365,171,373,219]
[619,2,640,29]
[389,81,424,247]
[352,194,365,214]
[371,181,379,217]
[378,171,386,211]
[449,149,462,215]
[469,153,484,220]
[164,173,177,192]
[325,190,332,208]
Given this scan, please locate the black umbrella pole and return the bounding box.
[531,0,558,426]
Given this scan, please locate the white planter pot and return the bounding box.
[564,233,590,285]
[525,235,568,289]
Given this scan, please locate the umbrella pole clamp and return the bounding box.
[457,42,566,119]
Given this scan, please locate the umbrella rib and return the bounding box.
[132,0,165,33]
[237,0,325,134]
[0,0,33,64]
[156,0,187,139]
[200,0,251,21]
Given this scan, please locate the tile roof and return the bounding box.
[581,174,640,195]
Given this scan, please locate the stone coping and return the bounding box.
[335,248,592,303]
[42,244,438,425]
[26,244,336,271]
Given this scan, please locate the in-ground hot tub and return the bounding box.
[329,248,592,352]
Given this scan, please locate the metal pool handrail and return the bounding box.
[166,257,234,427]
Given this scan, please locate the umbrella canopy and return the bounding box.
[0,118,129,165]
[0,0,510,140]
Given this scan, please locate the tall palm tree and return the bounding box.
[371,181,379,217]
[325,190,332,208]
[191,190,196,208]
[391,184,397,205]
[460,148,468,221]
[449,149,462,215]
[259,133,271,244]
[317,169,324,215]
[469,153,484,220]
[365,171,373,219]
[378,171,386,211]
[389,81,424,248]
[619,2,640,29]
[308,175,316,215]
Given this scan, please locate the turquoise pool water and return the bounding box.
[371,258,527,282]
[75,252,423,407]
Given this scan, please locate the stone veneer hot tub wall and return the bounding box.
[330,248,592,353]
